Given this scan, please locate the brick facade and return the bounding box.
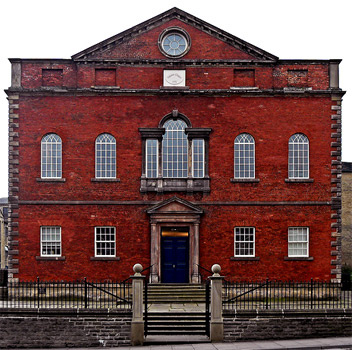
[5,8,345,282]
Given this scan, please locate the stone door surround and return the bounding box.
[146,197,203,283]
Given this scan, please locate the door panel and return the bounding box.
[161,235,189,283]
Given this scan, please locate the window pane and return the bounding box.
[288,227,308,257]
[162,119,188,178]
[234,134,255,178]
[192,139,204,178]
[288,134,309,179]
[234,227,255,256]
[41,226,61,256]
[41,134,62,178]
[96,134,116,178]
[146,139,158,178]
[95,227,116,257]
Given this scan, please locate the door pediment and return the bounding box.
[147,196,203,215]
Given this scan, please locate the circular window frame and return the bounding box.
[158,27,191,58]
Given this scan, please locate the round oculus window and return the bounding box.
[159,28,191,58]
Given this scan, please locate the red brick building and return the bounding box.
[6,8,344,282]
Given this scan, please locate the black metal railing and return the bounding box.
[223,279,352,310]
[195,263,212,282]
[0,278,132,309]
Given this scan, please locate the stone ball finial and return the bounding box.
[211,264,221,276]
[133,263,143,275]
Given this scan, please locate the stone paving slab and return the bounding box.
[8,336,352,350]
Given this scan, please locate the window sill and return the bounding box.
[230,256,260,261]
[36,256,66,261]
[140,177,210,193]
[285,179,314,183]
[230,86,259,90]
[160,86,189,90]
[284,256,314,261]
[91,178,121,182]
[36,178,66,183]
[230,178,260,183]
[91,86,121,90]
[90,257,120,261]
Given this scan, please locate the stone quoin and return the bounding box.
[5,7,345,283]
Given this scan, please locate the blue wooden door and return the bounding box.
[161,235,189,283]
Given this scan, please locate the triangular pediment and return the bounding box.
[147,196,203,215]
[72,7,277,62]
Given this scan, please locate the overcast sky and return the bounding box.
[0,0,351,198]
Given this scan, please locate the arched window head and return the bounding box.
[162,119,188,178]
[234,133,255,179]
[41,133,62,178]
[95,133,116,179]
[289,133,309,179]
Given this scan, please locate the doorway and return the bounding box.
[161,227,189,283]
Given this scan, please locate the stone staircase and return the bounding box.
[144,283,210,341]
[145,283,207,303]
[146,312,208,336]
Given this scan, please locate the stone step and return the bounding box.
[145,284,207,303]
[144,335,210,345]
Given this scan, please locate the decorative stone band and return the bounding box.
[330,96,342,282]
[8,94,20,280]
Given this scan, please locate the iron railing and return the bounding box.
[223,279,352,310]
[0,278,132,309]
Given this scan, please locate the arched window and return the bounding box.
[234,133,255,179]
[41,133,62,178]
[139,110,211,192]
[288,133,309,179]
[95,134,116,179]
[162,119,188,178]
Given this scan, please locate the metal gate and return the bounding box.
[144,279,148,337]
[205,279,210,337]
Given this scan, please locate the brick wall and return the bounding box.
[223,309,352,342]
[0,309,131,348]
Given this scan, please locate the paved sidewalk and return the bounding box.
[138,337,352,349]
[12,337,352,349]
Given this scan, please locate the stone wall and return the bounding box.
[223,309,351,342]
[0,309,131,348]
[342,167,352,268]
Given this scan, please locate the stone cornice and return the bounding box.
[18,200,331,206]
[4,87,346,97]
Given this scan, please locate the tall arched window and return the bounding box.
[234,133,255,179]
[95,134,116,179]
[162,119,188,178]
[288,133,309,179]
[139,110,211,192]
[41,133,62,178]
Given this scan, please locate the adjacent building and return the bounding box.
[0,198,8,270]
[6,8,345,282]
[342,162,352,269]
